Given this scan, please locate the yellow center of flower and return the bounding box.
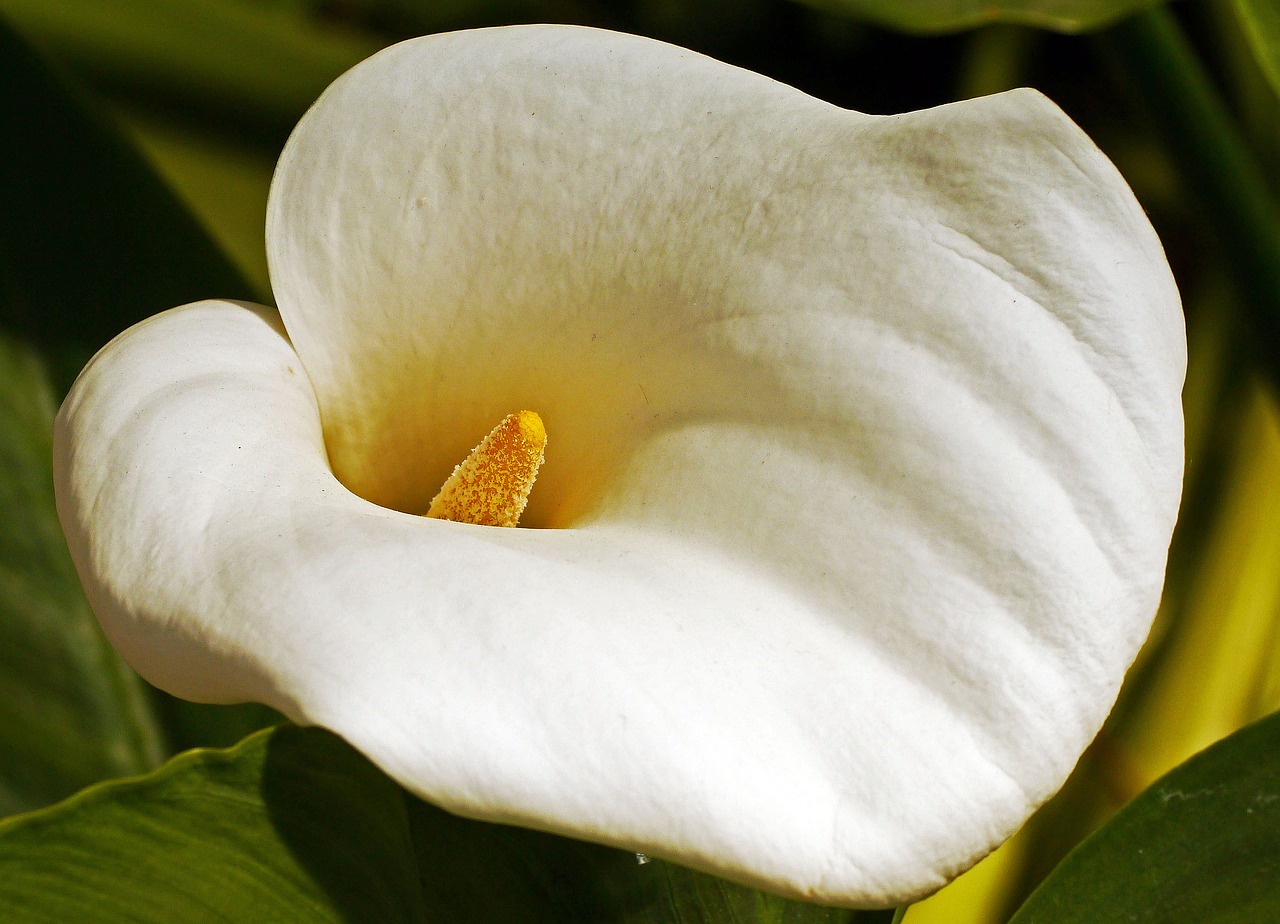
[426,411,547,527]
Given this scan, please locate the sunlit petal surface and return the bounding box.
[54,26,1184,907]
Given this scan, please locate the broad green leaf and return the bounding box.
[1233,0,1280,141]
[0,17,277,758]
[789,0,1164,34]
[0,724,891,923]
[0,0,378,132]
[0,725,424,923]
[0,335,165,817]
[404,797,877,923]
[1009,710,1280,924]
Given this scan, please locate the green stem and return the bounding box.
[1096,7,1280,383]
[957,25,1037,100]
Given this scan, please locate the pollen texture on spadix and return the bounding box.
[427,411,547,527]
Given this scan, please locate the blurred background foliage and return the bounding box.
[0,0,1278,921]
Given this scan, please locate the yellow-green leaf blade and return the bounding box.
[0,0,378,131]
[1235,0,1280,103]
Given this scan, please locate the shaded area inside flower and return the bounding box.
[426,410,546,527]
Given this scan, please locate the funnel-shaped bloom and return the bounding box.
[53,25,1184,907]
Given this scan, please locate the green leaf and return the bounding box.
[0,335,166,817]
[1009,710,1280,924]
[0,724,890,922]
[403,798,874,923]
[0,725,424,923]
[0,0,378,133]
[116,105,278,297]
[0,16,276,769]
[789,0,1165,34]
[0,15,257,392]
[1235,0,1280,104]
[1095,8,1280,391]
[1218,2,1280,191]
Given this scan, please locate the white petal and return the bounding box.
[56,26,1184,907]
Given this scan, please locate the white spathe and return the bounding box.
[53,25,1184,908]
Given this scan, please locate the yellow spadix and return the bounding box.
[427,411,546,527]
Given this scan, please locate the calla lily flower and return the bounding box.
[53,25,1184,908]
